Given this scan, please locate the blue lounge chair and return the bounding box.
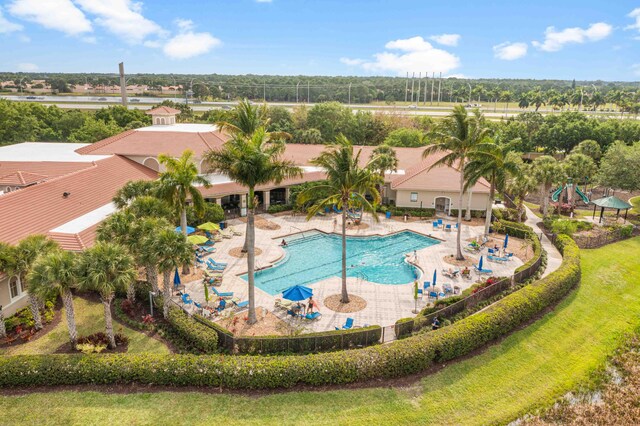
[437,218,443,227]
[206,259,226,271]
[473,265,493,274]
[488,255,508,263]
[195,257,205,265]
[207,258,228,268]
[417,281,430,297]
[445,224,452,232]
[487,248,495,254]
[216,299,227,312]
[234,300,249,310]
[342,317,354,330]
[432,221,439,230]
[305,312,322,320]
[200,246,216,253]
[428,291,438,299]
[211,287,233,298]
[181,294,193,306]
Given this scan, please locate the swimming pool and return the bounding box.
[241,231,440,295]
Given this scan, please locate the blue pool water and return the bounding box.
[241,231,440,295]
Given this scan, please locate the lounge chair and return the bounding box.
[417,281,430,297]
[216,299,227,313]
[200,246,216,253]
[445,224,452,232]
[341,317,354,330]
[274,299,294,311]
[213,234,223,242]
[233,299,249,310]
[442,269,460,279]
[181,294,193,306]
[206,260,226,271]
[488,255,508,263]
[432,221,439,230]
[474,265,493,274]
[211,287,234,299]
[305,312,322,320]
[428,291,438,299]
[221,230,233,239]
[229,226,243,236]
[443,283,454,294]
[437,218,443,228]
[207,258,228,267]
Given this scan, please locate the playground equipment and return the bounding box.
[551,182,589,204]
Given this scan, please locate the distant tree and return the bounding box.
[293,128,323,144]
[156,100,193,122]
[69,117,121,143]
[598,141,640,191]
[571,139,602,162]
[532,155,563,217]
[306,102,355,142]
[384,128,427,147]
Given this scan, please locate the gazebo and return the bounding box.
[590,196,633,223]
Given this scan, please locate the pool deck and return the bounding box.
[179,213,525,333]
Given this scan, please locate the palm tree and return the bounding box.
[126,195,173,220]
[28,250,79,346]
[297,136,381,304]
[112,179,158,209]
[157,149,210,274]
[465,138,522,235]
[369,144,398,201]
[507,165,537,222]
[423,106,490,260]
[204,127,302,323]
[76,242,136,349]
[532,156,563,217]
[136,217,172,293]
[154,228,193,319]
[6,235,58,330]
[563,153,597,209]
[216,99,291,140]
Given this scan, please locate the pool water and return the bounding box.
[241,231,440,295]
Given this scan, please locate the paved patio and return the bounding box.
[179,212,525,333]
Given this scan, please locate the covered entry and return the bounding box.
[434,196,451,213]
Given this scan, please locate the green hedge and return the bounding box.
[267,204,293,214]
[450,209,485,218]
[380,206,436,218]
[166,307,218,354]
[193,314,381,354]
[0,236,579,389]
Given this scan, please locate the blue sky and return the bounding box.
[1,0,639,80]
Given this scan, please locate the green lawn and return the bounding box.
[1,239,640,425]
[0,296,169,356]
[630,196,640,215]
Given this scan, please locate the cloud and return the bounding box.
[175,18,194,32]
[17,62,38,71]
[0,6,22,33]
[493,42,528,60]
[340,57,365,66]
[74,0,164,43]
[163,31,221,59]
[8,0,92,35]
[256,0,272,2]
[429,33,460,47]
[626,8,640,32]
[532,22,612,52]
[344,36,459,75]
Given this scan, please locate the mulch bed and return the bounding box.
[229,247,263,258]
[346,222,369,231]
[238,216,281,230]
[0,300,63,349]
[54,340,129,354]
[443,254,477,267]
[216,307,289,336]
[323,294,367,313]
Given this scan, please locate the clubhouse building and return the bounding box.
[0,107,490,316]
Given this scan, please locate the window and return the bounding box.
[20,277,26,293]
[410,192,418,202]
[9,277,19,299]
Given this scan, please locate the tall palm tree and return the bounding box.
[6,235,59,330]
[423,106,490,260]
[507,164,537,222]
[532,155,563,217]
[216,98,287,139]
[136,217,172,293]
[465,138,522,235]
[297,136,381,304]
[369,144,398,200]
[154,228,193,319]
[204,127,302,323]
[112,179,159,209]
[126,195,173,220]
[28,250,79,346]
[77,242,136,349]
[563,153,597,209]
[157,149,210,274]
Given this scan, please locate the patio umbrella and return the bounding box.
[175,226,196,235]
[173,268,181,287]
[282,285,313,301]
[432,269,437,287]
[187,235,209,245]
[197,222,220,232]
[478,256,484,270]
[503,234,509,249]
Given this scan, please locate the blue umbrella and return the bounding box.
[282,285,313,302]
[432,269,437,287]
[174,226,196,235]
[173,268,181,287]
[478,256,484,270]
[503,234,509,249]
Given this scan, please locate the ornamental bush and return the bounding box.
[166,307,218,354]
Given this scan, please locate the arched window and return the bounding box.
[8,276,19,299]
[142,157,160,172]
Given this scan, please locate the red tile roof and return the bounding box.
[0,161,92,180]
[47,223,99,252]
[0,155,157,246]
[75,130,229,157]
[145,106,181,115]
[0,171,48,186]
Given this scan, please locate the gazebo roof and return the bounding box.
[590,196,632,210]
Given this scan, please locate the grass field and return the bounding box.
[631,196,640,215]
[1,239,640,425]
[0,296,169,356]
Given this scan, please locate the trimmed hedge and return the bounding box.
[267,204,293,214]
[450,209,485,218]
[381,206,436,218]
[0,236,579,389]
[166,307,218,354]
[193,314,381,354]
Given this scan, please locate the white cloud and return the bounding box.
[532,22,612,52]
[345,36,459,75]
[340,57,364,66]
[17,62,38,71]
[175,18,194,32]
[74,0,164,43]
[163,31,221,59]
[626,8,640,32]
[256,0,272,2]
[429,33,460,47]
[0,6,23,33]
[493,42,528,60]
[8,0,92,35]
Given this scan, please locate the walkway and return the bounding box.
[524,205,562,278]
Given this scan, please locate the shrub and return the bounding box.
[5,299,56,334]
[384,206,436,218]
[620,225,634,238]
[186,202,224,227]
[77,332,129,349]
[166,307,218,353]
[267,204,293,214]
[450,209,485,219]
[551,219,578,236]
